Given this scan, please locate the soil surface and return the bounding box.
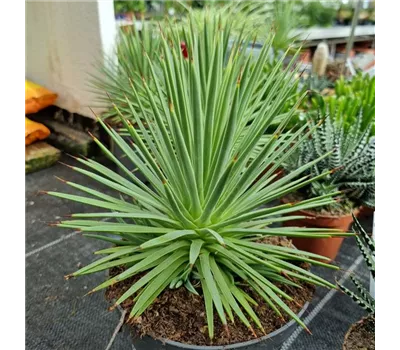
[105,237,315,346]
[343,314,375,350]
[283,192,356,217]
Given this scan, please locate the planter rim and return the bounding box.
[342,314,375,350]
[280,196,359,220]
[116,301,310,349]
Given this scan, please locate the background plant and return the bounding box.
[311,73,375,136]
[283,113,375,212]
[90,20,163,123]
[99,1,302,127]
[334,73,375,115]
[114,1,146,15]
[51,12,350,340]
[303,1,338,27]
[93,4,244,125]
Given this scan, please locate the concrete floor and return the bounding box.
[26,157,372,350]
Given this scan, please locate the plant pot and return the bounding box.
[357,205,374,219]
[280,196,358,262]
[116,301,310,350]
[342,314,375,350]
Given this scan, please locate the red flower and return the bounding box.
[180,41,188,59]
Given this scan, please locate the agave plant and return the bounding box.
[49,12,351,339]
[93,0,301,126]
[284,113,375,211]
[337,215,375,314]
[90,20,163,123]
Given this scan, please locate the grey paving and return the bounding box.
[26,157,373,350]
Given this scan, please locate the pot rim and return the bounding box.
[280,196,359,220]
[115,301,310,349]
[342,314,375,350]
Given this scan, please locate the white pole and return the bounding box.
[342,0,362,75]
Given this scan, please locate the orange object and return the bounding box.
[364,60,375,71]
[299,49,311,64]
[25,117,51,146]
[25,80,57,114]
[280,196,359,262]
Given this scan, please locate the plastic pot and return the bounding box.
[116,301,310,350]
[280,196,358,262]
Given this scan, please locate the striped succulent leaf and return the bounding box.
[337,215,375,314]
[284,110,375,210]
[337,280,375,314]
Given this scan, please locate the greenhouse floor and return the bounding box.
[26,156,373,350]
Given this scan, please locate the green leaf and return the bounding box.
[116,250,188,306]
[139,230,197,249]
[199,251,227,326]
[189,239,204,266]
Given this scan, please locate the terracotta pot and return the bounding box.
[357,205,375,219]
[280,196,358,262]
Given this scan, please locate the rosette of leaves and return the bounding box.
[93,1,267,124]
[283,114,375,211]
[95,1,301,128]
[49,12,351,339]
[337,215,375,314]
[90,19,163,124]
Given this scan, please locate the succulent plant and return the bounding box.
[90,19,163,123]
[283,113,375,211]
[49,11,352,340]
[334,74,375,121]
[311,73,375,136]
[337,215,375,314]
[312,42,329,77]
[300,73,334,95]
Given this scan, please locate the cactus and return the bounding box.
[312,42,329,77]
